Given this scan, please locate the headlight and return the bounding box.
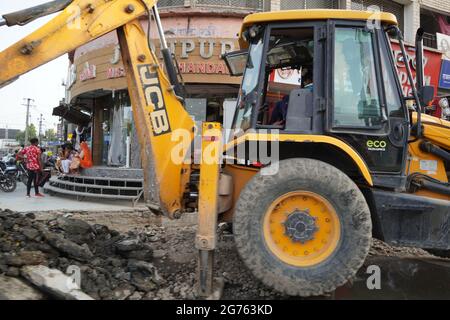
[439,98,450,119]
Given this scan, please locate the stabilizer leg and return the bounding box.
[196,123,223,299]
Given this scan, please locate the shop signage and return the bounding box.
[151,38,237,76]
[439,60,450,90]
[391,42,442,96]
[79,62,96,82]
[67,64,77,89]
[178,62,228,75]
[437,33,450,61]
[107,67,126,79]
[269,69,302,85]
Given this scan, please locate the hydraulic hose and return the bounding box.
[1,0,73,27]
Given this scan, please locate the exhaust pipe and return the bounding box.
[415,28,425,93]
[1,0,73,27]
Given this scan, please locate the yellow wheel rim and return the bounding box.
[263,191,341,267]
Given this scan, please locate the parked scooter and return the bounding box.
[0,160,17,192]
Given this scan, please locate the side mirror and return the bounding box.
[222,50,248,77]
[419,85,435,107]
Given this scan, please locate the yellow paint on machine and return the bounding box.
[224,133,373,186]
[239,9,398,48]
[118,20,194,216]
[196,123,223,250]
[263,191,341,267]
[0,0,158,86]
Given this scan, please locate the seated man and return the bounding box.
[269,95,290,126]
[302,67,313,92]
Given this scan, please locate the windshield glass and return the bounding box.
[233,37,264,132]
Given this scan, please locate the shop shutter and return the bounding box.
[195,0,265,10]
[158,0,185,8]
[280,0,339,10]
[350,0,404,31]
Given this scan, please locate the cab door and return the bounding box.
[326,21,409,182]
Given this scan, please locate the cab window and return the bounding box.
[380,32,404,117]
[233,37,264,132]
[333,27,383,128]
[258,27,314,128]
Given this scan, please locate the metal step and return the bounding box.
[44,175,144,206]
[58,174,144,183]
[50,178,143,191]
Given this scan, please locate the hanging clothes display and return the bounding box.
[107,104,126,166]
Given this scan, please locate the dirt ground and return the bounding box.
[34,209,443,300]
[36,210,284,299]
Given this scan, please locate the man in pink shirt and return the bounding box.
[19,138,44,198]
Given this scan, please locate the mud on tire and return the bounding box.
[233,158,372,296]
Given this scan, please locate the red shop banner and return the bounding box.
[391,41,442,96]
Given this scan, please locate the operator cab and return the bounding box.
[224,10,416,185]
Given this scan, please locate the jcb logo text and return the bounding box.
[138,64,171,136]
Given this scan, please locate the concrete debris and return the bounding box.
[21,265,94,300]
[0,210,162,300]
[112,284,136,300]
[3,251,47,267]
[41,230,94,261]
[0,275,46,300]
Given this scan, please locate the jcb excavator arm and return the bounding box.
[1,0,222,298]
[0,0,195,217]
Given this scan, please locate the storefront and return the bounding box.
[66,14,244,168]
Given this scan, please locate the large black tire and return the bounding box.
[233,158,372,296]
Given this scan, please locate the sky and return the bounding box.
[0,1,68,133]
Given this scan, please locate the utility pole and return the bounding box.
[38,113,45,145]
[22,98,34,145]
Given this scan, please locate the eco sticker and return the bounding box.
[367,140,387,151]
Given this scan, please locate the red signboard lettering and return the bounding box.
[390,41,442,96]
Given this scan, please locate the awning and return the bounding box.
[52,103,91,126]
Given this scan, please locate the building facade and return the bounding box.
[61,0,449,170]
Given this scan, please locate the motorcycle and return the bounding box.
[0,160,17,192]
[16,161,29,186]
[426,96,450,121]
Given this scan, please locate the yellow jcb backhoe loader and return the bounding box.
[1,0,449,298]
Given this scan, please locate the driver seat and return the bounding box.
[285,89,313,132]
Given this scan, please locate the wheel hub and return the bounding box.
[284,210,318,244]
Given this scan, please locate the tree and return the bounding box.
[44,129,56,142]
[15,124,38,145]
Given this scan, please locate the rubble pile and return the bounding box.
[0,209,164,300]
[369,238,437,259]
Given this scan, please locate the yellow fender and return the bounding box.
[225,133,373,186]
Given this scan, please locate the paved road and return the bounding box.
[0,183,147,212]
